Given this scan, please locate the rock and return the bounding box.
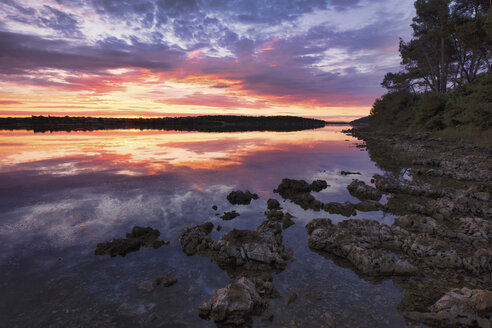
[406,288,492,328]
[323,201,356,217]
[267,198,281,210]
[274,178,325,211]
[180,222,215,256]
[216,225,222,231]
[347,179,382,201]
[373,175,443,198]
[212,205,218,211]
[306,219,417,276]
[198,277,267,327]
[138,280,154,292]
[306,292,322,301]
[282,215,295,229]
[254,278,280,298]
[155,274,177,287]
[264,209,284,221]
[227,190,259,205]
[221,210,240,221]
[148,313,158,322]
[181,220,292,277]
[310,180,328,192]
[354,200,383,212]
[285,292,298,305]
[260,311,274,322]
[340,171,361,176]
[95,226,169,257]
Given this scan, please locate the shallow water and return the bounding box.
[0,126,413,327]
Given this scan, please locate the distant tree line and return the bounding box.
[369,0,491,141]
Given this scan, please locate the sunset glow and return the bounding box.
[0,0,415,120]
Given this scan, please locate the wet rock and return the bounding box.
[95,226,169,257]
[406,288,492,328]
[264,209,284,221]
[323,202,356,217]
[155,274,177,287]
[221,210,240,221]
[282,214,295,230]
[181,220,292,277]
[274,178,326,211]
[216,225,222,231]
[310,180,328,192]
[394,215,438,234]
[285,292,298,306]
[306,219,416,276]
[267,198,281,210]
[198,277,267,327]
[275,179,312,197]
[227,190,259,205]
[180,222,215,256]
[255,278,280,298]
[260,311,274,322]
[347,179,382,201]
[354,200,384,212]
[374,175,444,199]
[340,171,361,176]
[212,205,218,211]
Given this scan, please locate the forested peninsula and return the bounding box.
[0,115,326,133]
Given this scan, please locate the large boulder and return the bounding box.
[198,277,267,328]
[406,288,492,328]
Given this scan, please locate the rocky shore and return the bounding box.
[174,126,491,327]
[317,127,492,327]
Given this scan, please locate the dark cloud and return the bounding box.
[0,31,184,75]
[38,6,82,37]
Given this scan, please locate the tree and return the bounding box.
[449,0,491,86]
[399,0,453,93]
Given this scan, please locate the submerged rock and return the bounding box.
[221,210,240,221]
[198,277,267,328]
[347,179,382,201]
[95,226,169,257]
[285,292,298,306]
[155,274,177,287]
[227,190,259,205]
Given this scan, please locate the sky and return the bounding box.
[0,0,415,121]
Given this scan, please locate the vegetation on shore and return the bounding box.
[366,0,491,146]
[0,115,326,133]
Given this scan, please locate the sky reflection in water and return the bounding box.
[0,126,407,327]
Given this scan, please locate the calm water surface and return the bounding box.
[0,126,411,327]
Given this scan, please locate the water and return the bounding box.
[0,126,411,327]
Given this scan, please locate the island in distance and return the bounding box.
[0,115,329,133]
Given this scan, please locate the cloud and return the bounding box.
[0,31,184,74]
[0,0,415,111]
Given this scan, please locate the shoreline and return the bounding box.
[322,126,492,327]
[0,115,326,133]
